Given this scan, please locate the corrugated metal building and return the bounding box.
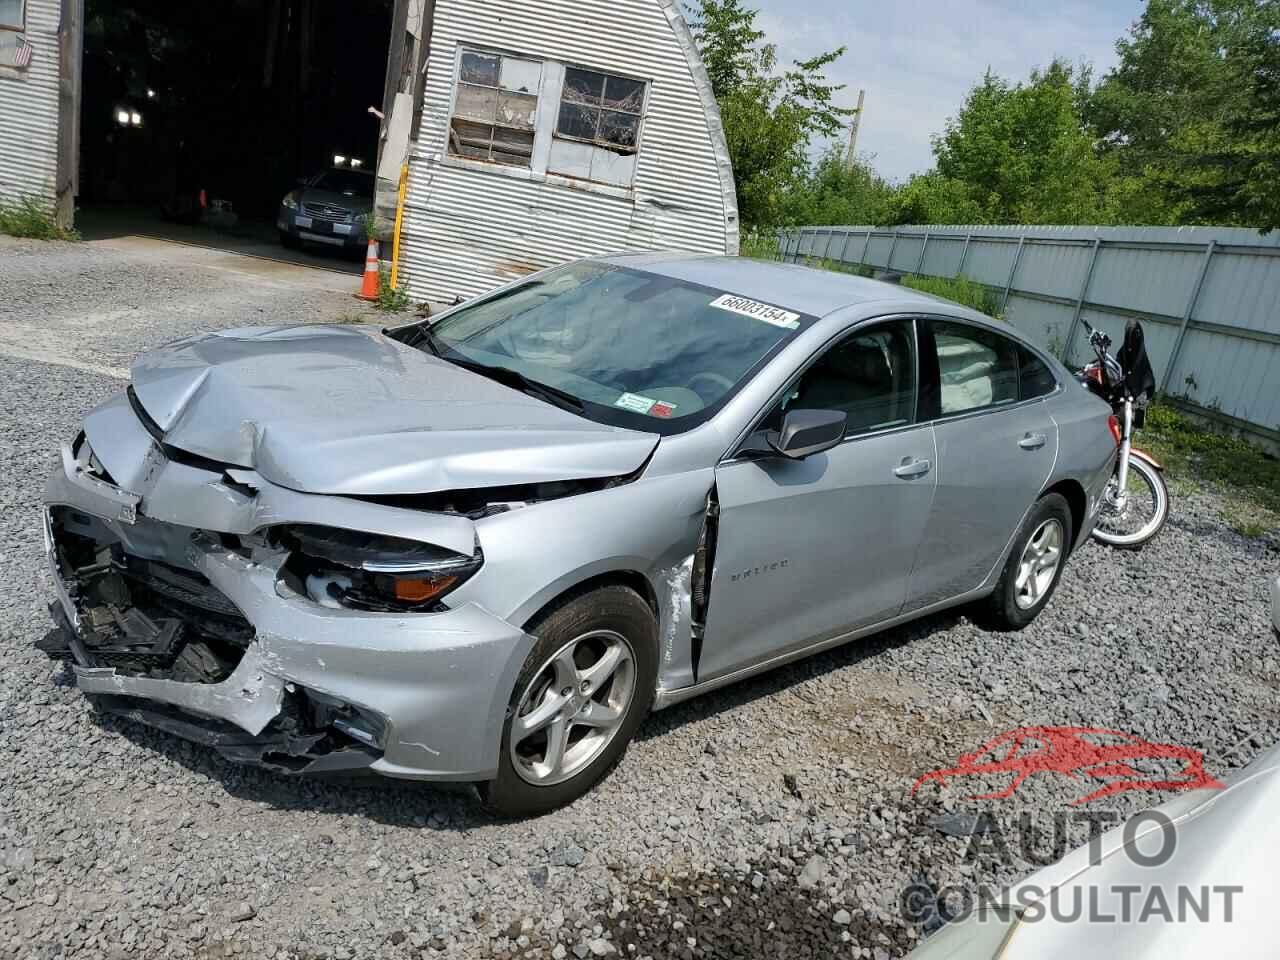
[0,0,71,220]
[383,0,738,304]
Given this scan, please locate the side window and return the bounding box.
[448,50,542,168]
[930,321,1019,415]
[1019,346,1058,400]
[777,320,917,437]
[549,68,647,188]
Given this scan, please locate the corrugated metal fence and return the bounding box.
[777,224,1280,446]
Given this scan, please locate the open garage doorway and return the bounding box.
[76,0,391,272]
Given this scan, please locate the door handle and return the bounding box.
[893,458,932,479]
[1019,432,1047,450]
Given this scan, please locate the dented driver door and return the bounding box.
[696,318,936,683]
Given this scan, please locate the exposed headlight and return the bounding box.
[275,524,483,611]
[282,191,300,210]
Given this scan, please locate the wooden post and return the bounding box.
[55,0,83,231]
[844,89,865,170]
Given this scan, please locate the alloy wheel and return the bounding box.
[509,629,636,787]
[1015,518,1064,610]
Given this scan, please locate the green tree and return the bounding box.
[781,150,896,226]
[688,0,854,229]
[928,60,1120,224]
[1091,0,1280,230]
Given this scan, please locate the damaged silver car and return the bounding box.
[40,254,1116,815]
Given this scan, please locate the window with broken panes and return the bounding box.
[449,50,542,167]
[549,68,647,187]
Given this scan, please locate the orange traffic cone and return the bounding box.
[358,238,380,300]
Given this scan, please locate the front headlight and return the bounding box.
[274,525,483,611]
[282,191,300,210]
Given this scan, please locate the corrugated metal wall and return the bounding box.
[779,224,1280,445]
[0,0,61,211]
[397,0,737,304]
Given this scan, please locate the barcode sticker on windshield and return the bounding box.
[710,294,800,330]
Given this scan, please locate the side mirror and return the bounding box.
[295,176,308,187]
[766,409,847,459]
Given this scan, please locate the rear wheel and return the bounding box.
[985,492,1073,630]
[482,585,657,818]
[1091,456,1168,549]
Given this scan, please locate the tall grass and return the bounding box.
[0,195,77,240]
[900,274,1003,318]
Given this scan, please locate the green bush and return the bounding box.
[0,195,77,241]
[739,232,783,260]
[374,269,411,313]
[901,274,1002,318]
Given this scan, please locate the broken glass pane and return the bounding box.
[460,51,500,87]
[599,110,641,149]
[497,91,538,130]
[449,120,492,160]
[603,76,645,115]
[492,127,535,166]
[455,83,497,123]
[499,57,542,94]
[557,101,599,140]
[563,68,605,105]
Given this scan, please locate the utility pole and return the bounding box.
[844,88,865,170]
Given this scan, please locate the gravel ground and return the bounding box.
[2,235,1278,960]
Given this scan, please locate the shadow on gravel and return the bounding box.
[638,609,966,743]
[508,848,919,960]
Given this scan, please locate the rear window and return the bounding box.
[1019,347,1058,400]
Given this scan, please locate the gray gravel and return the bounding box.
[2,235,1278,959]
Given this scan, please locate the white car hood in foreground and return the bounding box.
[908,744,1280,959]
[125,324,659,496]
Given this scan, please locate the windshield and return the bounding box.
[311,170,373,196]
[424,262,813,433]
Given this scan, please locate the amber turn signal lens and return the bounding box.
[1107,415,1122,445]
[392,575,457,602]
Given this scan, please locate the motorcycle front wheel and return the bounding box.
[1091,455,1169,549]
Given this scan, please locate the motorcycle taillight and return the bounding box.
[1107,415,1122,445]
[1086,365,1103,385]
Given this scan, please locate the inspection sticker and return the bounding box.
[650,400,677,418]
[709,293,801,330]
[614,392,656,414]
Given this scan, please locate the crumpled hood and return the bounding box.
[129,324,658,496]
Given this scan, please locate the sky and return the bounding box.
[749,0,1143,181]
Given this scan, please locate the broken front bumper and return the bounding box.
[43,449,535,782]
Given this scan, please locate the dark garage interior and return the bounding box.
[78,0,391,251]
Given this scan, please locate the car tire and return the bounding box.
[482,585,657,818]
[984,492,1073,630]
[279,230,300,250]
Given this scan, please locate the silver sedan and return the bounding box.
[39,254,1116,815]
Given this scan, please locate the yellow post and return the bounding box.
[390,161,409,290]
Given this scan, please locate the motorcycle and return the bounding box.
[1077,318,1170,548]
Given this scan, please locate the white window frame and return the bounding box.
[439,44,650,197]
[0,0,26,32]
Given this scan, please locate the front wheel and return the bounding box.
[1091,455,1169,549]
[482,585,657,818]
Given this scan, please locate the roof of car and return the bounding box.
[602,251,954,319]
